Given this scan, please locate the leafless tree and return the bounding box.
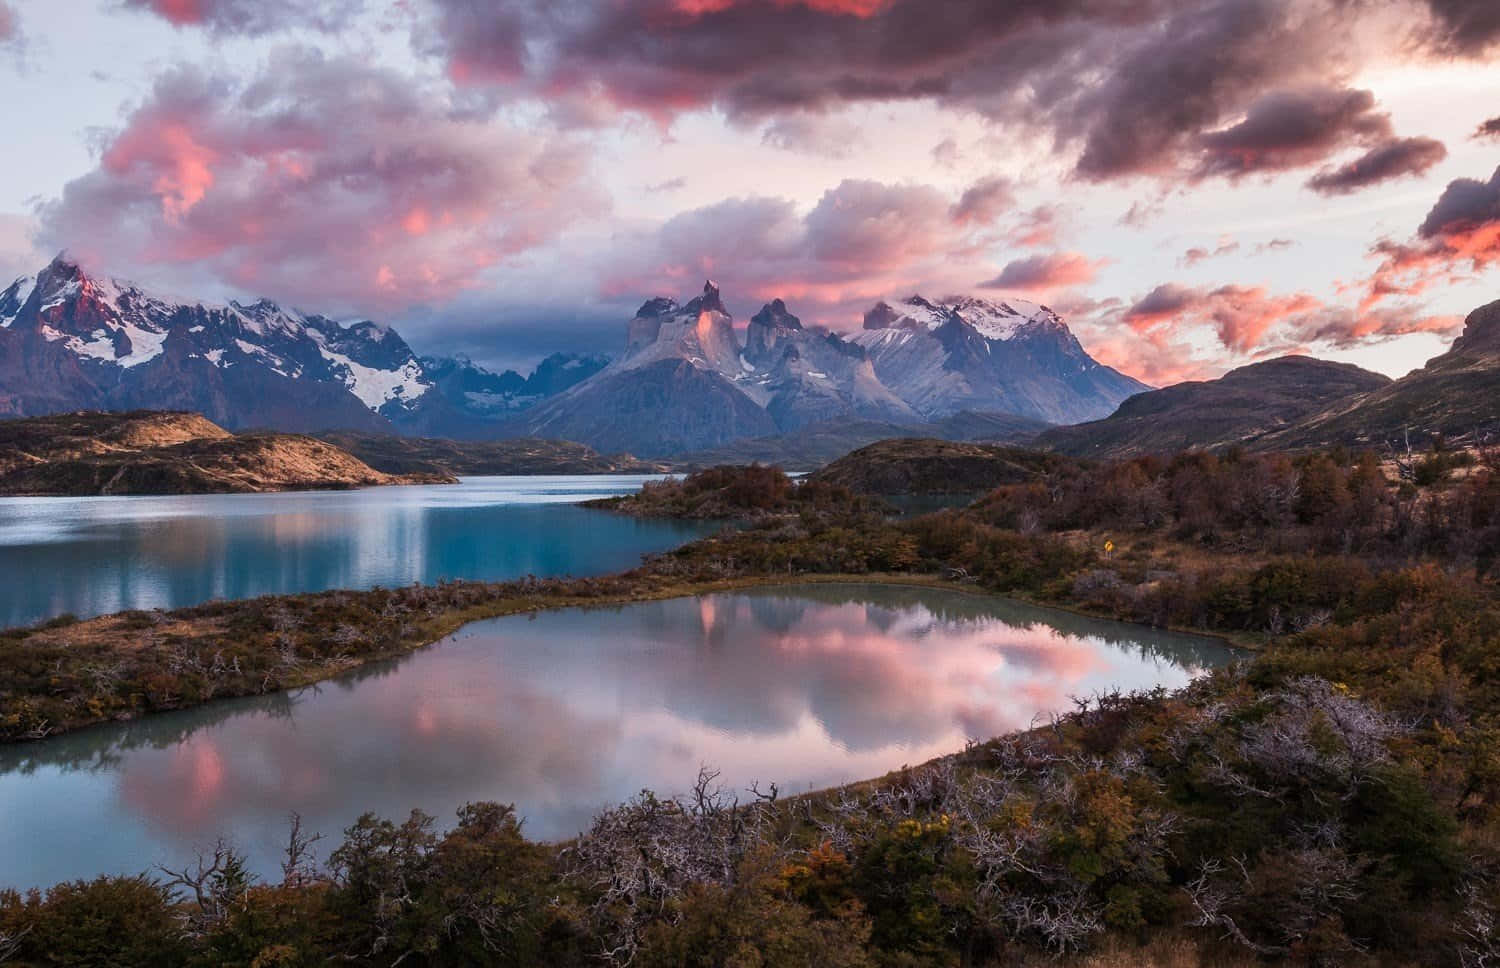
[281,812,323,888]
[1460,882,1500,968]
[157,838,251,935]
[0,925,29,964]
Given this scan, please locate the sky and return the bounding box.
[0,0,1497,380]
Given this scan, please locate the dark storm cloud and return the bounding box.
[1192,87,1392,181]
[1305,137,1447,195]
[1418,165,1500,239]
[406,0,1458,189]
[1415,0,1500,54]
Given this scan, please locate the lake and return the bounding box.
[0,476,713,629]
[0,583,1236,890]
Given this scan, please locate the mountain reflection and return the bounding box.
[0,583,1235,890]
[0,479,710,627]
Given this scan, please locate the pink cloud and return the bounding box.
[979,251,1104,291]
[1362,164,1500,310]
[38,49,607,315]
[1123,282,1322,353]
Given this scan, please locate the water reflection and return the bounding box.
[0,583,1236,890]
[0,477,711,627]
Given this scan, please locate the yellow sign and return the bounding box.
[1104,540,1115,554]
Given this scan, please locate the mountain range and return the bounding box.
[0,255,603,439]
[515,282,1147,455]
[7,253,1490,464]
[0,257,1147,456]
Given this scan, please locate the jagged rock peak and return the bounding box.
[635,296,680,319]
[1451,298,1500,356]
[751,298,802,330]
[682,279,727,317]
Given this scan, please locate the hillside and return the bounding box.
[317,432,667,476]
[1262,298,1500,450]
[0,411,449,495]
[807,438,1077,495]
[672,411,1050,470]
[1039,356,1391,458]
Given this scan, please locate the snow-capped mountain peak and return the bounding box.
[862,294,956,332]
[946,295,1065,342]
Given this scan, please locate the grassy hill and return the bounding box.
[808,437,1077,495]
[0,411,448,495]
[1039,356,1390,458]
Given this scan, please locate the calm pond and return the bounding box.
[0,583,1235,889]
[0,476,712,629]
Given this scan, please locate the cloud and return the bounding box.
[1363,164,1500,308]
[979,251,1103,291]
[0,0,24,56]
[37,47,607,315]
[950,176,1014,226]
[1191,86,1394,182]
[1476,116,1500,140]
[1305,137,1447,195]
[1180,238,1240,267]
[596,177,1001,319]
[761,112,863,157]
[1124,282,1320,352]
[930,137,961,168]
[1414,0,1500,54]
[1255,238,1296,253]
[1009,205,1063,247]
[1116,274,1460,359]
[411,0,1472,186]
[121,0,363,35]
[803,179,954,270]
[1281,304,1461,349]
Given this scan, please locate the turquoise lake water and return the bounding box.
[0,476,713,628]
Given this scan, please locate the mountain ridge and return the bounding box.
[515,282,1145,456]
[1039,355,1393,458]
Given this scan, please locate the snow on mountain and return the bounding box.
[0,276,36,328]
[0,254,442,432]
[947,295,1064,341]
[851,292,1148,424]
[861,295,956,333]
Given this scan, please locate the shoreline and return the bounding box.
[0,565,1243,747]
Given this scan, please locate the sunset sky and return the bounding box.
[1,0,1497,379]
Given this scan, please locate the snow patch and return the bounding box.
[317,346,432,410]
[0,275,35,327]
[39,280,80,312]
